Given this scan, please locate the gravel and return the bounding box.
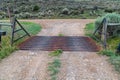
[0,19,119,80]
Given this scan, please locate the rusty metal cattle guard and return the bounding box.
[19,36,100,52]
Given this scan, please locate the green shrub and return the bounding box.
[0,15,4,19]
[0,46,16,59]
[70,10,80,15]
[32,5,40,11]
[95,13,120,37]
[0,36,17,60]
[13,9,20,14]
[104,8,114,13]
[95,13,120,28]
[38,12,45,17]
[95,17,104,29]
[80,9,84,14]
[61,8,69,15]
[0,11,6,15]
[98,50,115,56]
[107,37,120,50]
[110,56,120,73]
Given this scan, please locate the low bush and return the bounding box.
[32,5,40,11]
[61,8,69,15]
[95,13,120,29]
[110,56,120,73]
[80,9,84,14]
[0,11,6,15]
[95,13,120,37]
[98,50,115,56]
[13,9,20,14]
[70,10,80,15]
[107,37,120,50]
[104,8,114,13]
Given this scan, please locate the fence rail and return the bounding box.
[0,17,31,46]
[93,18,120,49]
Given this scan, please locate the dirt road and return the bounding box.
[0,19,119,80]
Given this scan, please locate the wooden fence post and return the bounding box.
[11,17,16,46]
[102,18,108,49]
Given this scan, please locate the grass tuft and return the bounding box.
[110,56,120,73]
[107,37,120,50]
[48,65,59,76]
[48,50,62,80]
[85,23,95,37]
[48,59,61,80]
[51,76,57,80]
[58,34,64,36]
[98,50,115,56]
[51,59,61,68]
[49,49,63,57]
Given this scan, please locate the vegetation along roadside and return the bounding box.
[0,22,42,60]
[48,49,63,80]
[85,13,120,73]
